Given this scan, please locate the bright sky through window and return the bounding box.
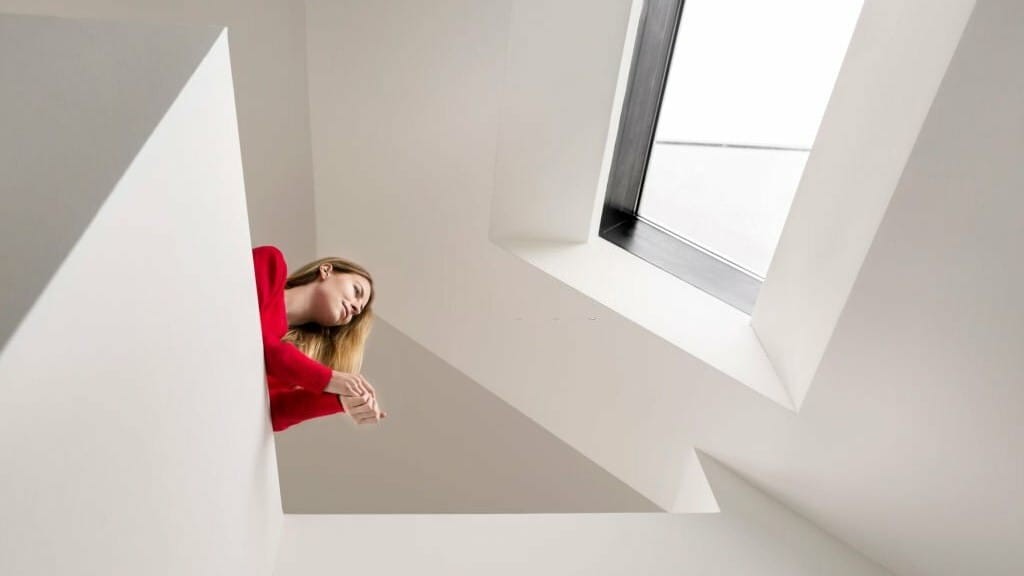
[638,0,864,277]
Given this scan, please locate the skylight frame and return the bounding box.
[601,0,763,314]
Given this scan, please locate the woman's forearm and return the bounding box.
[325,371,376,402]
[264,338,333,393]
[324,371,346,395]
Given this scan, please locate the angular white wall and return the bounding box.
[783,0,1024,573]
[0,15,281,575]
[752,0,977,408]
[0,12,223,354]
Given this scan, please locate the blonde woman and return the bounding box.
[252,245,386,431]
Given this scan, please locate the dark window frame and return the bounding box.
[600,0,761,314]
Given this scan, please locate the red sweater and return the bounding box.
[253,245,344,431]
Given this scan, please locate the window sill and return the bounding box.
[494,236,795,411]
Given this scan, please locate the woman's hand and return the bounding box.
[339,388,382,425]
[328,371,388,423]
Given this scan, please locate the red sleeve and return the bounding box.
[269,387,345,432]
[252,246,333,393]
[261,337,332,393]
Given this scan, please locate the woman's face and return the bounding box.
[312,265,372,326]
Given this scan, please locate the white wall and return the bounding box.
[0,16,281,575]
[273,454,891,576]
[776,0,1024,572]
[275,318,659,513]
[488,0,633,243]
[0,0,320,262]
[0,12,222,355]
[752,0,976,407]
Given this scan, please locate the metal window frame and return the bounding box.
[599,0,762,314]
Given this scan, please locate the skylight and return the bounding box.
[640,0,864,278]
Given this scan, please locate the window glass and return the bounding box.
[638,0,863,277]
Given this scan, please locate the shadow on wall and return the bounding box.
[274,316,663,514]
[0,14,220,354]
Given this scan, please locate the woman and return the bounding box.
[252,245,387,432]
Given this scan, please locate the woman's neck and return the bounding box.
[283,284,315,327]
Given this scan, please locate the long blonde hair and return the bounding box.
[281,256,376,374]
